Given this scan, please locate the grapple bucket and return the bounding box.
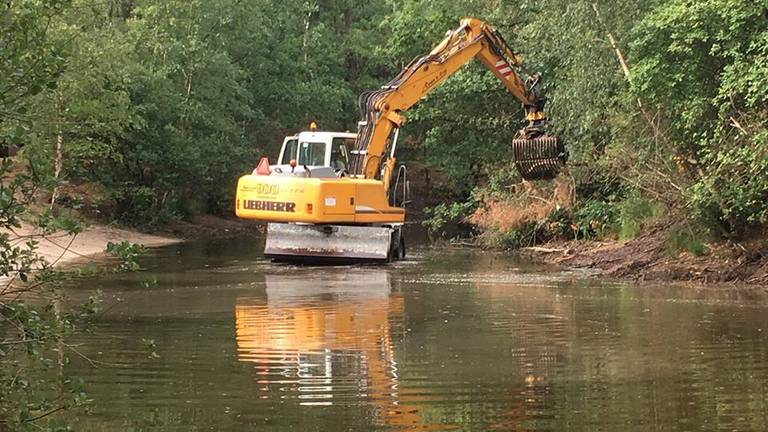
[264,223,396,263]
[512,135,567,180]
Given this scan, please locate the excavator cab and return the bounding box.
[276,135,298,165]
[265,131,357,178]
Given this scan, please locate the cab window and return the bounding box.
[330,138,354,170]
[298,142,327,166]
[279,139,298,165]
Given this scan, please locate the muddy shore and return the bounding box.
[521,224,768,286]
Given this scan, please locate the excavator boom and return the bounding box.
[350,18,565,186]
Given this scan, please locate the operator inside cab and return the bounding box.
[299,142,326,166]
[330,137,351,171]
[271,125,357,177]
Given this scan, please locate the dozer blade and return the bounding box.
[264,222,394,263]
[512,135,567,180]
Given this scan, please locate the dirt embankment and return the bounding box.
[524,223,768,285]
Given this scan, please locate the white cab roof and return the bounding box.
[297,131,357,141]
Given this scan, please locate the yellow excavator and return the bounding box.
[235,18,566,262]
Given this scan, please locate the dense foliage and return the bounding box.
[6,0,391,226]
[409,0,768,243]
[3,0,765,237]
[1,3,145,429]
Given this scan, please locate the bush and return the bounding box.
[110,185,180,228]
[617,196,664,240]
[631,0,768,238]
[422,201,478,237]
[484,165,522,199]
[545,205,573,238]
[487,220,544,250]
[688,132,768,237]
[573,201,618,240]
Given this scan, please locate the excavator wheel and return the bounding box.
[512,135,567,180]
[386,229,405,262]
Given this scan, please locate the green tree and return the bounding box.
[0,2,93,429]
[631,0,768,235]
[0,0,69,152]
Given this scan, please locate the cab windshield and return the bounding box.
[297,142,326,166]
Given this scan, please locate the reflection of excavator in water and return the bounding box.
[235,271,424,428]
[235,18,566,262]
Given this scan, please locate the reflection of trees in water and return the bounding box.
[51,244,768,431]
[476,278,768,431]
[398,280,574,430]
[393,246,768,431]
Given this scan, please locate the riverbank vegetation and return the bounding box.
[0,162,151,429]
[413,1,767,272]
[4,0,766,244]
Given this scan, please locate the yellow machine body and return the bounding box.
[235,175,404,225]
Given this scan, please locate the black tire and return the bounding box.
[387,230,405,262]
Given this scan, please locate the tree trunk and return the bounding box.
[50,91,63,209]
[591,3,667,149]
[302,1,318,64]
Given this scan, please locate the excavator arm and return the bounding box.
[349,17,565,187]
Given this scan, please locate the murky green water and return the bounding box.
[61,238,768,431]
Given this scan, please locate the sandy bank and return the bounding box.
[7,223,181,269]
[4,214,264,270]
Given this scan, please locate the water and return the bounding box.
[61,238,768,431]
